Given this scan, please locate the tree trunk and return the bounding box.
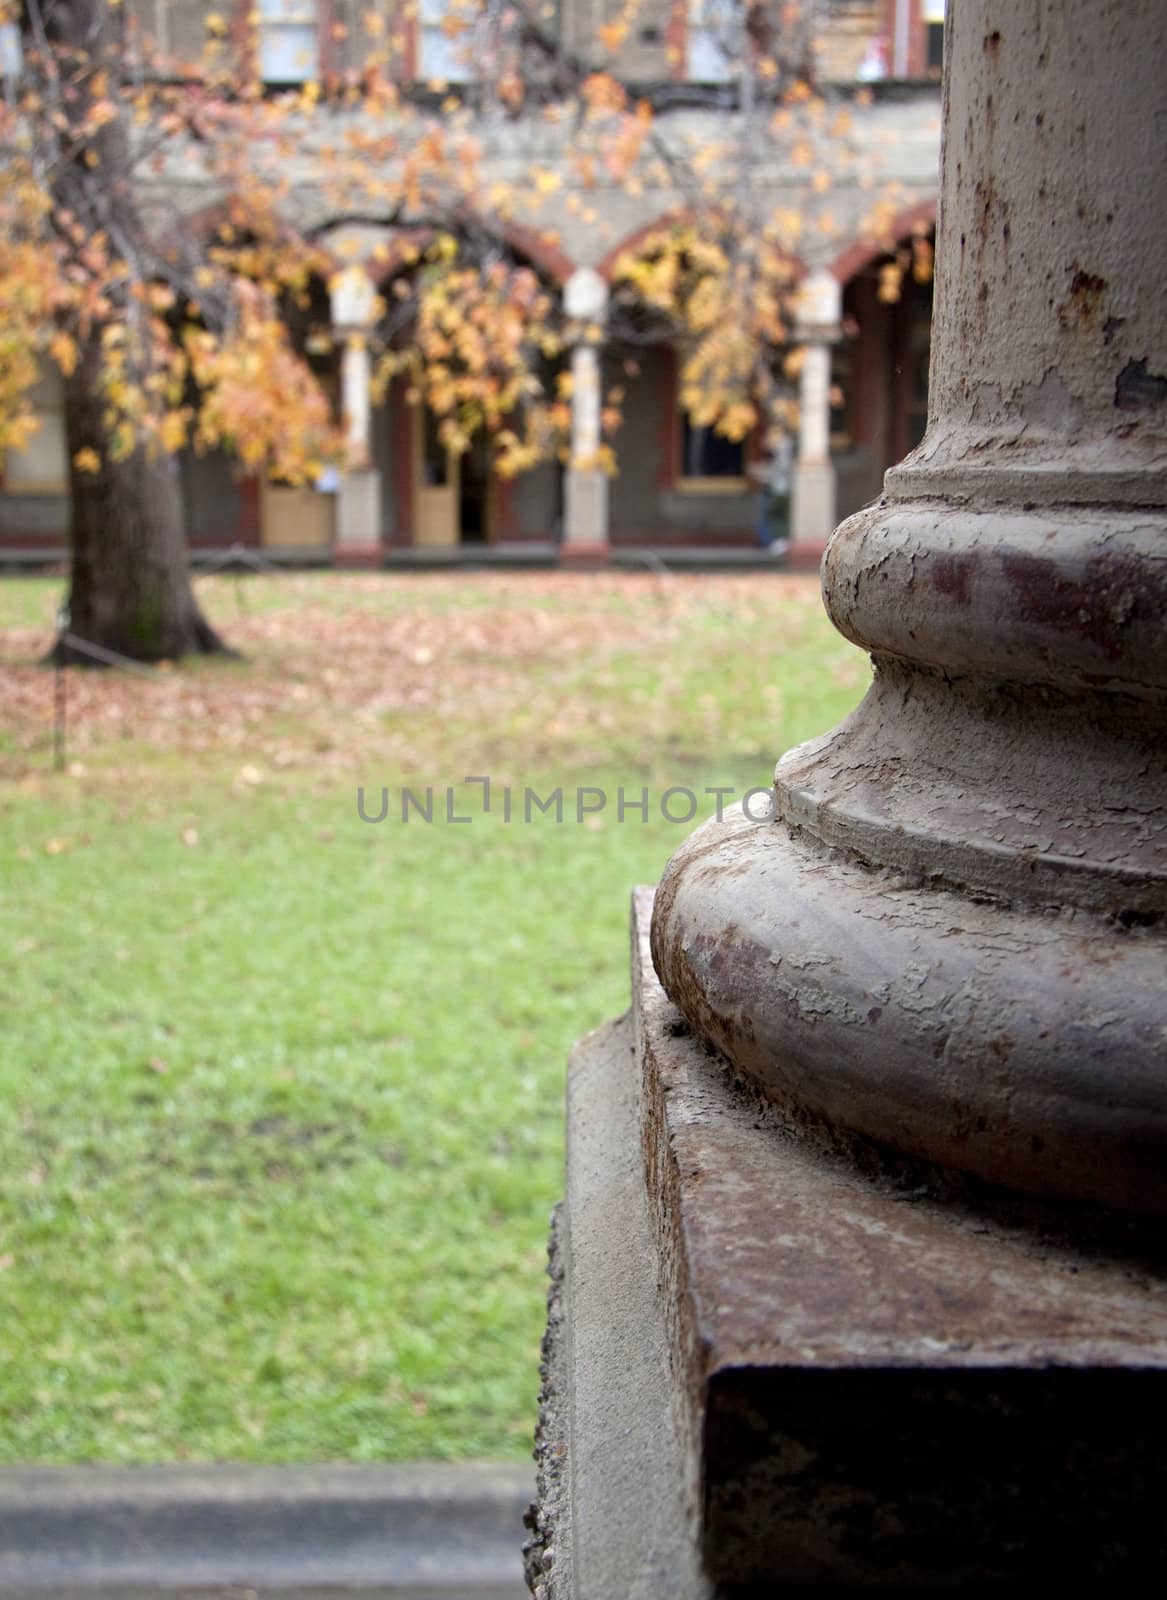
[50,330,231,665]
[32,0,232,665]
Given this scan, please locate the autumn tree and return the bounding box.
[9,0,214,660]
[0,0,917,661]
[3,0,342,661]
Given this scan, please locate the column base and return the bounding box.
[332,543,383,569]
[336,470,382,565]
[558,540,611,567]
[564,468,610,552]
[791,459,836,548]
[785,538,829,571]
[529,888,1167,1592]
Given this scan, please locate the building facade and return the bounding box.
[0,1,943,564]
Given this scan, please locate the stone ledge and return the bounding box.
[0,1463,530,1598]
[526,1015,710,1600]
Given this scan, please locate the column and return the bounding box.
[530,2,1167,1592]
[561,267,610,561]
[790,269,840,555]
[329,266,382,568]
[341,331,371,470]
[654,0,1167,1212]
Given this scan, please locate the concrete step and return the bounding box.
[0,1463,531,1598]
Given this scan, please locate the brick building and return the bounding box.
[0,1,943,564]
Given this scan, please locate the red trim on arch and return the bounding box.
[598,211,696,282]
[496,221,574,288]
[665,1,688,82]
[828,198,938,284]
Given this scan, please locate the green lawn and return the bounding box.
[0,570,868,1462]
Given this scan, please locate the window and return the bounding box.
[0,20,21,82]
[4,362,68,494]
[143,0,171,60]
[418,0,476,83]
[258,0,319,84]
[678,414,746,490]
[686,0,739,83]
[923,0,945,76]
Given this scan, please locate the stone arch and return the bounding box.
[828,197,938,285]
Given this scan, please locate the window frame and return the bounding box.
[256,0,323,86]
[675,410,750,495]
[416,0,477,85]
[684,0,741,84]
[2,361,69,497]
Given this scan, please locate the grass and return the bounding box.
[0,570,869,1462]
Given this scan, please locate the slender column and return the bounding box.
[790,270,840,553]
[651,0,1167,1214]
[562,268,610,560]
[329,267,382,567]
[340,332,371,470]
[797,341,831,463]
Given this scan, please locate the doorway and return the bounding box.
[412,407,491,545]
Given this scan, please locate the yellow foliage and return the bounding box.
[48,332,78,378]
[186,286,343,482]
[0,1,909,494]
[613,210,806,453]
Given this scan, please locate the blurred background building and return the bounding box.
[0,1,943,565]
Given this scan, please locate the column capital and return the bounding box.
[563,266,609,324]
[793,268,842,340]
[329,265,379,332]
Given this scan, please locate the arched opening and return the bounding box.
[367,226,567,552]
[173,264,342,555]
[830,211,936,522]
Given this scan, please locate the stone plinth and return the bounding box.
[528,890,1167,1592]
[335,469,382,568]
